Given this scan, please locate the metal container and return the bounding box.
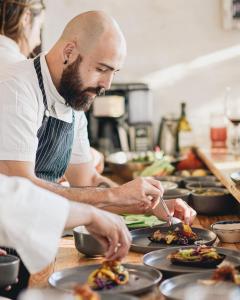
[73,226,104,257]
[163,188,191,203]
[190,187,236,215]
[106,151,153,180]
[0,255,19,287]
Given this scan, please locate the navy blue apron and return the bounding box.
[33,56,75,182]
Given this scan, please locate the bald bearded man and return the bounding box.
[0,11,196,223]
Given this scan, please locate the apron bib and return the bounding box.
[33,56,74,182]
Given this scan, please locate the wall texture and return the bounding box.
[43,0,240,144]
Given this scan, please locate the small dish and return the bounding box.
[73,226,104,257]
[154,176,183,187]
[230,171,240,184]
[0,255,20,288]
[211,220,240,243]
[163,188,191,203]
[185,181,223,190]
[160,181,178,190]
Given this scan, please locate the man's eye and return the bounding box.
[97,68,106,72]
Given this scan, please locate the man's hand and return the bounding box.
[114,177,163,211]
[153,198,197,225]
[85,208,131,261]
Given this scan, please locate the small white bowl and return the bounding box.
[211,221,240,243]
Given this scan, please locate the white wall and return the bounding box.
[43,0,240,144]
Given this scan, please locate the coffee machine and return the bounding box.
[86,83,153,156]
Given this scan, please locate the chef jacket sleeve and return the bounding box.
[0,174,69,274]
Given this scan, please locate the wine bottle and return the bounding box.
[176,102,193,153]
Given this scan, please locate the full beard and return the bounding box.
[58,55,103,111]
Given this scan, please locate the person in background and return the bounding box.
[0,174,130,298]
[0,0,104,173]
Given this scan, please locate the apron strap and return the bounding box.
[33,56,49,114]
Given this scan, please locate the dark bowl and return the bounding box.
[185,181,223,191]
[190,187,237,215]
[0,255,20,288]
[73,226,104,257]
[163,188,191,203]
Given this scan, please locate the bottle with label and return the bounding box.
[176,102,193,153]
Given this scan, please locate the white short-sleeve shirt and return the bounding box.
[0,53,92,165]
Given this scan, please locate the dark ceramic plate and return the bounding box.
[143,246,240,276]
[160,271,240,300]
[130,226,217,254]
[48,263,162,295]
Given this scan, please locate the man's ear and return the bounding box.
[62,42,77,64]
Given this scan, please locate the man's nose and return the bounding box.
[99,73,114,90]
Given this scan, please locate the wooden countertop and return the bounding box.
[29,147,240,299]
[29,213,240,300]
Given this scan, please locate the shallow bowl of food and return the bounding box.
[185,181,223,190]
[163,188,191,203]
[183,175,218,186]
[0,255,20,288]
[73,226,104,257]
[211,220,240,243]
[154,176,183,187]
[190,187,236,215]
[106,151,156,180]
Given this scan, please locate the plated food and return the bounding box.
[87,261,129,291]
[168,245,225,268]
[149,224,198,245]
[131,226,217,254]
[200,264,240,286]
[74,284,100,300]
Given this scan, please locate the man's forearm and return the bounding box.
[33,176,118,208]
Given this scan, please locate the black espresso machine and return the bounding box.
[86,83,153,156]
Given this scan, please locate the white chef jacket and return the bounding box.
[0,35,26,68]
[0,45,92,164]
[0,174,69,274]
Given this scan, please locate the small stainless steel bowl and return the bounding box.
[73,226,104,257]
[154,176,183,187]
[211,220,240,243]
[0,255,20,288]
[163,188,191,203]
[106,151,153,180]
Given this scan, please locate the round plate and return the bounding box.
[143,246,240,276]
[130,226,217,254]
[160,271,240,300]
[48,263,162,295]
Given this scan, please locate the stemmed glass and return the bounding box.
[225,87,240,156]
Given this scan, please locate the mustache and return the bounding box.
[81,87,106,97]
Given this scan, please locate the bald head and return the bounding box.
[59,10,126,55]
[46,11,127,109]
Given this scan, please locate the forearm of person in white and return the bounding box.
[0,175,131,275]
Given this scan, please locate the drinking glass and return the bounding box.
[225,87,240,155]
[210,113,227,148]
